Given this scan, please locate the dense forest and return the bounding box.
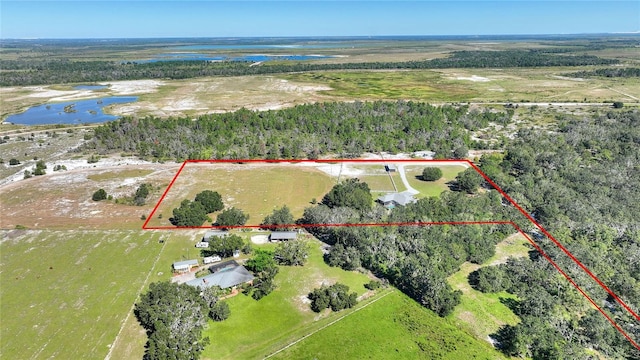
[87,101,510,160]
[0,50,618,86]
[566,67,640,78]
[472,110,640,358]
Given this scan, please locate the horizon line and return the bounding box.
[2,32,640,41]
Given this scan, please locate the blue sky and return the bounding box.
[1,1,638,38]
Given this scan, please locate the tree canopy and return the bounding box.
[308,283,358,313]
[422,167,443,181]
[322,178,372,212]
[215,207,249,228]
[203,234,244,258]
[274,240,310,266]
[134,282,210,360]
[171,199,209,227]
[455,167,483,194]
[261,205,295,230]
[194,190,224,213]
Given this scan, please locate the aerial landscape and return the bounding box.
[1,1,640,359]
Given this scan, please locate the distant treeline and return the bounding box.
[85,101,511,160]
[566,67,640,78]
[0,50,618,86]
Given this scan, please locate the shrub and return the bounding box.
[92,188,108,201]
[364,280,381,290]
[422,167,443,181]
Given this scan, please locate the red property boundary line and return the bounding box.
[142,159,640,350]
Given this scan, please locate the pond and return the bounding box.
[73,85,108,90]
[5,97,138,125]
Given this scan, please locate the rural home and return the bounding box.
[172,259,199,273]
[186,263,254,289]
[377,191,416,208]
[202,229,229,242]
[270,231,298,241]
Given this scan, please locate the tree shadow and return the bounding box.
[499,297,519,312]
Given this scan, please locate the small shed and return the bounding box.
[385,164,397,172]
[172,259,199,273]
[203,255,222,264]
[270,231,298,242]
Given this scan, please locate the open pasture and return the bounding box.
[146,163,335,228]
[269,290,508,360]
[0,230,163,359]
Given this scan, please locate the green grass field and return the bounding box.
[200,237,373,359]
[270,290,509,360]
[404,165,466,198]
[284,71,476,102]
[0,230,164,359]
[357,174,396,191]
[284,68,640,104]
[146,164,335,228]
[447,233,531,340]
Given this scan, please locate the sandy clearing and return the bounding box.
[99,80,164,95]
[455,75,491,82]
[0,156,173,188]
[261,79,332,93]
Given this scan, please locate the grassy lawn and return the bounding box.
[0,229,163,359]
[404,165,466,198]
[147,164,334,228]
[446,233,531,341]
[270,290,509,360]
[200,236,373,359]
[357,175,396,192]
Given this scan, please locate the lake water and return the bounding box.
[5,97,138,125]
[170,44,348,50]
[130,53,335,63]
[74,85,108,90]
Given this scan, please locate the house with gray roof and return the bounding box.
[377,191,416,208]
[203,229,230,242]
[270,231,298,241]
[172,259,199,273]
[186,264,254,289]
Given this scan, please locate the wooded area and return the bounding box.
[0,50,618,86]
[88,101,509,160]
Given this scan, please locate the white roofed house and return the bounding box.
[172,259,199,273]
